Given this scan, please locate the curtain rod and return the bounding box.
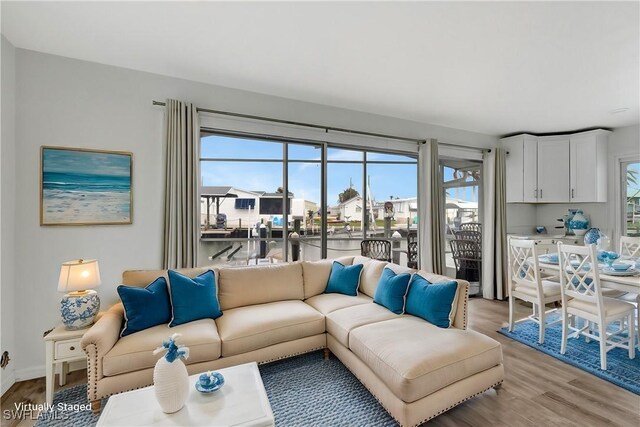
[152,100,489,151]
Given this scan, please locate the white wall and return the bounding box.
[1,35,17,394]
[506,125,640,240]
[6,47,498,380]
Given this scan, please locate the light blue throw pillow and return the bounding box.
[168,270,222,327]
[373,268,412,314]
[325,261,364,296]
[117,277,172,337]
[405,274,458,328]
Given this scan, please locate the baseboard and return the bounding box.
[15,360,87,382]
[1,369,16,396]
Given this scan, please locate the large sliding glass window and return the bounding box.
[199,132,417,266]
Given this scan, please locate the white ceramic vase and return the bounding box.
[153,356,189,413]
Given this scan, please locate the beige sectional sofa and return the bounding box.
[81,256,504,426]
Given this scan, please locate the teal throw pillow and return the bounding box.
[117,277,171,337]
[168,270,222,327]
[405,274,458,328]
[373,268,412,314]
[325,261,364,296]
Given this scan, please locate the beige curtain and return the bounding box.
[418,139,445,274]
[482,147,508,299]
[162,99,200,269]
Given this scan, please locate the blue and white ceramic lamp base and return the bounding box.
[60,290,100,330]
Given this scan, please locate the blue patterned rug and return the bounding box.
[36,351,397,426]
[499,316,640,395]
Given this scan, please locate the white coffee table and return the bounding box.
[97,362,274,426]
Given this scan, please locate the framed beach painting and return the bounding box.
[40,146,133,225]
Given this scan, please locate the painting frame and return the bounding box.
[40,146,133,226]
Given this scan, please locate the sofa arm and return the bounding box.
[81,303,123,401]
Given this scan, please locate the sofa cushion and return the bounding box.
[373,268,412,314]
[325,262,364,296]
[301,256,354,299]
[168,270,222,327]
[352,257,388,298]
[218,263,304,310]
[304,293,372,315]
[415,270,462,325]
[216,300,325,357]
[117,277,172,337]
[103,319,221,376]
[326,303,399,347]
[405,274,459,328]
[349,316,503,403]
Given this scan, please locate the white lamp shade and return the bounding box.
[58,259,102,292]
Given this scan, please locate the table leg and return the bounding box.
[45,341,54,405]
[59,361,68,386]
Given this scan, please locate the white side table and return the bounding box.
[43,322,94,405]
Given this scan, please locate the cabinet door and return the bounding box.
[537,138,570,202]
[523,136,538,202]
[503,137,524,202]
[570,134,597,202]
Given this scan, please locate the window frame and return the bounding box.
[618,156,640,241]
[199,128,418,263]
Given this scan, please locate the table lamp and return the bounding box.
[58,259,101,330]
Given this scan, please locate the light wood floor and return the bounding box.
[2,299,639,426]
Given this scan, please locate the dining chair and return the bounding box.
[557,243,635,370]
[618,235,640,345]
[406,231,418,269]
[619,235,640,258]
[360,239,392,262]
[507,238,562,344]
[459,222,482,233]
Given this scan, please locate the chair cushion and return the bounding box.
[117,277,171,337]
[373,268,412,314]
[301,256,354,299]
[103,319,221,376]
[568,297,635,318]
[349,316,503,403]
[353,257,388,298]
[514,280,562,298]
[216,300,325,357]
[304,293,372,315]
[326,303,399,347]
[168,270,222,327]
[405,274,459,328]
[217,263,304,310]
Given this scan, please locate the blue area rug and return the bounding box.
[499,316,640,395]
[36,351,397,426]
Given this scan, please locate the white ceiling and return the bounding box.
[2,1,638,136]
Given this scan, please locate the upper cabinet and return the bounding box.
[537,136,570,202]
[500,129,609,203]
[569,131,609,202]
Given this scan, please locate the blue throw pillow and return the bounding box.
[325,261,364,296]
[168,270,222,327]
[405,274,458,328]
[373,268,412,314]
[117,277,172,337]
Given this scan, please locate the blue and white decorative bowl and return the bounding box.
[60,290,100,330]
[195,371,225,393]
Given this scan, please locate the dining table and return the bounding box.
[536,257,640,294]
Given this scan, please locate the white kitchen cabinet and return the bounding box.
[500,129,609,203]
[502,134,537,203]
[537,136,570,202]
[570,130,609,202]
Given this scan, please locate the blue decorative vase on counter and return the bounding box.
[584,228,602,245]
[568,210,589,236]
